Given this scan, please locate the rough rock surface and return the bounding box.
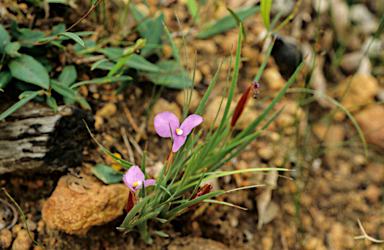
[334,73,378,121]
[12,229,34,250]
[354,104,384,148]
[42,170,128,235]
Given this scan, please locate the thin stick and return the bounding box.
[0,197,18,230]
[121,127,135,164]
[122,104,147,140]
[135,122,147,142]
[128,135,154,165]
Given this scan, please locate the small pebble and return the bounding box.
[37,220,45,233]
[258,146,275,161]
[261,236,273,250]
[0,229,12,248]
[12,229,34,250]
[95,103,117,118]
[25,219,37,231]
[364,184,381,203]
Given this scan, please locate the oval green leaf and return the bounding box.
[91,164,124,184]
[58,65,77,87]
[46,95,58,112]
[0,70,12,89]
[0,24,11,54]
[5,42,21,57]
[8,54,50,89]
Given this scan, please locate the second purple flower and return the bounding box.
[154,111,203,152]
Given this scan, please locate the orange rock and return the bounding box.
[354,105,384,148]
[42,171,128,235]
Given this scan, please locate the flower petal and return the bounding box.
[172,135,187,152]
[154,111,180,138]
[143,179,156,188]
[179,114,203,135]
[122,173,135,192]
[123,165,144,192]
[130,165,145,181]
[135,179,156,190]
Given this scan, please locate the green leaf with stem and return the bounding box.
[57,32,85,46]
[227,7,247,42]
[254,38,275,82]
[128,211,159,228]
[91,164,124,184]
[120,195,152,229]
[196,6,259,39]
[288,88,368,158]
[188,168,207,201]
[5,42,21,57]
[46,95,58,112]
[260,0,272,30]
[193,51,217,106]
[0,24,11,54]
[70,75,132,88]
[58,65,77,87]
[51,80,90,109]
[235,58,307,142]
[165,191,225,218]
[271,0,301,34]
[107,38,146,77]
[0,70,12,89]
[0,90,41,121]
[84,122,134,169]
[217,25,242,134]
[203,199,247,210]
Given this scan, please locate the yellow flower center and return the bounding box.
[133,181,142,188]
[176,128,183,135]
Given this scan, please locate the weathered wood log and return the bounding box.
[0,106,94,175]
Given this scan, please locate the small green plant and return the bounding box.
[0,0,131,120]
[88,26,306,243]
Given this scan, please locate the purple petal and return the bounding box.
[172,135,187,152]
[134,179,156,190]
[124,166,144,186]
[154,111,180,138]
[122,173,135,192]
[143,179,156,187]
[179,114,203,135]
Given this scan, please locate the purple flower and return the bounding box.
[123,166,156,193]
[154,111,203,152]
[252,81,260,99]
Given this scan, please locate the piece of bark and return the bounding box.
[0,106,94,175]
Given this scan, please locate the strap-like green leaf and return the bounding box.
[70,75,132,88]
[196,6,259,39]
[57,32,85,47]
[51,80,90,109]
[260,0,272,30]
[0,90,41,121]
